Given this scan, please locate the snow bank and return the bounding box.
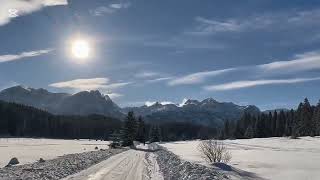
[145,153,164,180]
[0,148,125,180]
[162,137,320,180]
[0,138,110,167]
[155,146,229,180]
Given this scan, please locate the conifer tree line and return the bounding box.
[119,111,161,146]
[118,111,219,145]
[0,101,122,139]
[1,100,214,142]
[222,98,320,139]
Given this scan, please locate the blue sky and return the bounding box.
[1,0,320,110]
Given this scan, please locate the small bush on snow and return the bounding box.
[198,139,232,163]
[8,157,19,166]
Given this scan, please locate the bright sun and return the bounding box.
[71,39,90,59]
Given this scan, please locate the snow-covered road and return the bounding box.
[63,149,163,180]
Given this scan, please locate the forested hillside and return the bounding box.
[0,100,217,141]
[0,100,122,139]
[222,98,320,139]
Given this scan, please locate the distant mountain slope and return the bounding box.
[0,86,123,118]
[123,98,260,126]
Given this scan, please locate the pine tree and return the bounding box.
[291,103,303,138]
[300,98,313,136]
[271,111,277,136]
[312,101,320,136]
[244,125,254,139]
[234,119,244,139]
[284,110,294,136]
[235,113,251,138]
[149,125,161,142]
[276,110,286,137]
[109,130,121,146]
[121,111,138,146]
[136,116,146,144]
[254,115,266,138]
[250,116,257,137]
[265,112,273,137]
[223,119,230,139]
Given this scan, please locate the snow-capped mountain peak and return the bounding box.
[183,99,200,106]
[201,98,218,105]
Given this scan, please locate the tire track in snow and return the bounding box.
[63,149,163,180]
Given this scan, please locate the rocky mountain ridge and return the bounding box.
[0,86,261,126]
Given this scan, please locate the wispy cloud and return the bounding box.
[168,50,320,87]
[188,9,320,35]
[145,101,174,106]
[187,16,270,35]
[144,37,224,50]
[146,77,173,83]
[49,78,131,91]
[190,17,246,34]
[168,68,236,86]
[90,6,116,16]
[106,92,123,99]
[104,82,132,90]
[109,2,131,9]
[135,71,173,84]
[49,78,110,90]
[0,0,67,26]
[204,77,320,91]
[91,2,131,16]
[258,51,320,74]
[0,49,54,63]
[135,71,159,78]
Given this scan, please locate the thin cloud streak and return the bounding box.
[258,51,320,74]
[169,50,320,86]
[144,38,224,50]
[49,78,131,91]
[103,82,132,90]
[146,77,173,83]
[90,2,131,16]
[135,71,159,78]
[188,9,320,35]
[106,92,123,99]
[0,49,54,63]
[49,78,110,90]
[204,77,320,91]
[168,68,236,86]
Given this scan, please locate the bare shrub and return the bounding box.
[8,157,19,165]
[198,139,232,163]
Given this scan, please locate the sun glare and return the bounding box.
[71,39,90,59]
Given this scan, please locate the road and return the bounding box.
[63,149,163,180]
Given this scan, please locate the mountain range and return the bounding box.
[0,86,261,126]
[123,99,260,126]
[0,86,123,118]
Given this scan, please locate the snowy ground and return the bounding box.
[0,138,110,167]
[161,137,320,180]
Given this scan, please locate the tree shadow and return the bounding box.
[212,163,267,180]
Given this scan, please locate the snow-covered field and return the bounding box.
[0,138,110,167]
[162,137,320,180]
